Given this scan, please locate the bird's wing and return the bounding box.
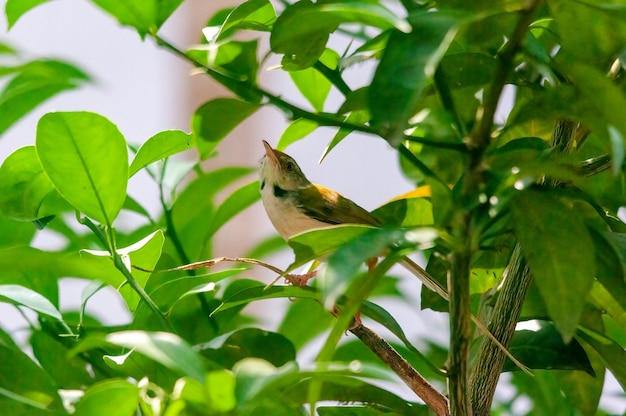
[297,184,381,227]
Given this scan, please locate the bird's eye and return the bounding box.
[286,161,294,171]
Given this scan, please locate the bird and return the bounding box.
[258,140,446,298]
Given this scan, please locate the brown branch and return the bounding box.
[448,2,544,415]
[350,324,450,415]
[141,257,449,414]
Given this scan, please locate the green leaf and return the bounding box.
[0,146,58,221]
[5,0,52,29]
[105,331,206,382]
[31,330,94,389]
[213,285,318,315]
[511,190,595,342]
[0,213,35,248]
[270,0,339,70]
[191,98,260,159]
[0,343,64,413]
[0,284,64,322]
[288,225,374,269]
[211,0,276,41]
[321,228,408,307]
[279,298,332,349]
[88,0,184,38]
[277,118,318,150]
[168,167,254,262]
[0,59,90,137]
[550,0,626,67]
[503,321,595,375]
[129,130,192,177]
[201,328,296,369]
[317,1,411,33]
[319,110,370,163]
[372,197,434,227]
[289,49,338,112]
[73,379,139,416]
[369,12,458,146]
[36,112,128,226]
[578,328,626,391]
[206,181,260,238]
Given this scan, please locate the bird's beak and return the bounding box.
[262,140,279,165]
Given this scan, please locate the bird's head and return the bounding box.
[260,140,310,191]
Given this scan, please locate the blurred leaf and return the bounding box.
[0,60,90,136]
[210,40,260,84]
[369,12,458,146]
[213,285,318,315]
[321,228,407,307]
[5,0,52,29]
[0,343,64,413]
[31,331,93,389]
[201,328,296,369]
[205,181,260,238]
[105,331,206,382]
[169,166,254,262]
[73,379,138,416]
[279,298,332,349]
[36,112,128,226]
[319,110,369,163]
[289,49,338,112]
[288,225,374,269]
[439,53,497,89]
[192,98,260,159]
[550,0,626,67]
[372,197,434,227]
[88,0,184,38]
[503,321,594,375]
[0,213,35,248]
[578,328,626,391]
[511,190,595,342]
[129,130,192,177]
[277,118,318,150]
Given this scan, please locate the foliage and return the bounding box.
[0,0,626,415]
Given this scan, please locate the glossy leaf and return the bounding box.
[369,12,458,146]
[213,285,318,315]
[36,112,128,226]
[0,284,64,322]
[105,331,206,381]
[511,190,595,342]
[578,329,626,391]
[503,322,594,375]
[192,98,260,159]
[277,118,318,150]
[270,0,339,70]
[289,49,338,112]
[88,0,184,38]
[201,328,296,368]
[0,146,59,221]
[73,379,138,416]
[212,0,275,41]
[0,60,90,137]
[321,228,407,307]
[0,213,35,248]
[129,130,192,177]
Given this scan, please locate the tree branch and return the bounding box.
[448,1,543,414]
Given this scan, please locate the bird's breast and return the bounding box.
[261,184,332,240]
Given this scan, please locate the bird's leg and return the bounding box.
[332,307,362,331]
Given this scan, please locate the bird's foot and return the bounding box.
[331,307,362,331]
[285,270,318,287]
